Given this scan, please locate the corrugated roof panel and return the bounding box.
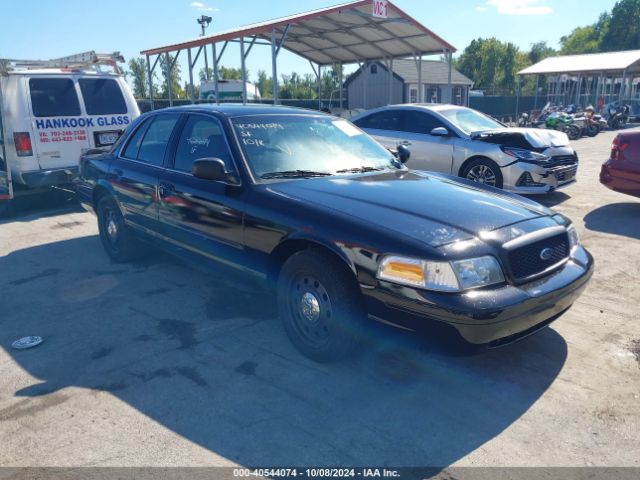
[141,0,456,63]
[519,50,640,75]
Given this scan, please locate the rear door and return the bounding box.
[77,76,134,150]
[110,113,181,231]
[27,76,90,170]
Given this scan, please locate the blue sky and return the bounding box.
[0,0,619,85]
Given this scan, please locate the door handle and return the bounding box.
[159,182,175,198]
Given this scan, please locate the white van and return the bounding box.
[200,79,261,102]
[0,51,139,208]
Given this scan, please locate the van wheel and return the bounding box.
[462,158,503,188]
[97,195,139,262]
[278,249,364,362]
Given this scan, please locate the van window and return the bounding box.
[29,78,81,117]
[79,78,127,115]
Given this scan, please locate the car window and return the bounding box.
[402,111,447,135]
[29,78,81,117]
[78,78,127,115]
[137,114,180,166]
[122,118,151,159]
[353,110,403,131]
[173,115,234,173]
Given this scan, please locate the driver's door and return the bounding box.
[158,113,245,261]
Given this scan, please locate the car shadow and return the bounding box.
[526,191,571,208]
[1,236,568,467]
[0,188,83,225]
[584,202,640,240]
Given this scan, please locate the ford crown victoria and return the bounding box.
[76,105,594,362]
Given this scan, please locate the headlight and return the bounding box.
[451,256,505,290]
[567,224,580,250]
[501,147,550,163]
[377,255,504,292]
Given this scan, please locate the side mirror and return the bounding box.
[430,127,450,137]
[192,158,228,182]
[396,144,411,164]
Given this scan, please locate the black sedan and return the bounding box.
[76,105,594,362]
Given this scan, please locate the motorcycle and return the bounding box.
[546,110,581,140]
[607,104,630,130]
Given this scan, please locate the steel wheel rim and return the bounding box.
[288,273,332,347]
[466,165,497,186]
[102,206,121,253]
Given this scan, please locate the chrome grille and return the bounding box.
[507,232,570,281]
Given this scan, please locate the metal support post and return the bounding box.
[187,48,194,103]
[212,43,219,104]
[240,37,247,105]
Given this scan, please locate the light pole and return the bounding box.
[198,15,212,82]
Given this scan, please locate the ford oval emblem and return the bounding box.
[540,248,554,261]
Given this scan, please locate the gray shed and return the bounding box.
[345,59,473,110]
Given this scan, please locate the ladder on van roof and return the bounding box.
[0,51,125,75]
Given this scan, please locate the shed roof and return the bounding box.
[518,50,640,75]
[141,0,456,65]
[345,59,473,87]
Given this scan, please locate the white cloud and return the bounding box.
[190,1,218,12]
[475,6,488,11]
[483,0,552,15]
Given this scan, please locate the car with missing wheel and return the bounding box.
[351,104,579,194]
[76,105,593,362]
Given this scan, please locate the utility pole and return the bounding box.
[198,15,212,80]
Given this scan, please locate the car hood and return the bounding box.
[471,127,569,149]
[267,170,552,247]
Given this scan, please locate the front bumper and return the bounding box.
[502,161,578,195]
[362,246,594,346]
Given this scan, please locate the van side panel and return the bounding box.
[2,75,40,184]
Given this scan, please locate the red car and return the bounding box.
[601,129,640,197]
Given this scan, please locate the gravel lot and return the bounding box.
[0,130,638,468]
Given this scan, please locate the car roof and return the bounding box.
[155,104,325,117]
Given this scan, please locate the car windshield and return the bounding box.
[231,115,403,179]
[439,107,504,134]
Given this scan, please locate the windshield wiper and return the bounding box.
[260,170,333,179]
[335,166,385,174]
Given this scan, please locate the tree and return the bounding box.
[256,70,273,98]
[158,54,184,99]
[219,66,246,80]
[455,38,525,94]
[559,12,609,54]
[528,41,556,65]
[601,0,640,51]
[126,57,155,99]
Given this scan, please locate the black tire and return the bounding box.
[96,195,139,262]
[586,124,600,137]
[566,125,581,140]
[277,249,364,362]
[461,158,504,189]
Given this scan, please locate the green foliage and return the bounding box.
[256,70,273,98]
[560,25,603,54]
[601,0,640,51]
[126,57,160,99]
[455,38,528,94]
[158,54,184,99]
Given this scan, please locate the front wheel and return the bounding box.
[278,249,364,362]
[462,158,504,189]
[586,123,600,137]
[566,125,581,140]
[96,195,140,262]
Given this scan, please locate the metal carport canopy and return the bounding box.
[518,50,640,75]
[141,0,456,64]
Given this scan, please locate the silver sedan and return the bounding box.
[351,104,579,194]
